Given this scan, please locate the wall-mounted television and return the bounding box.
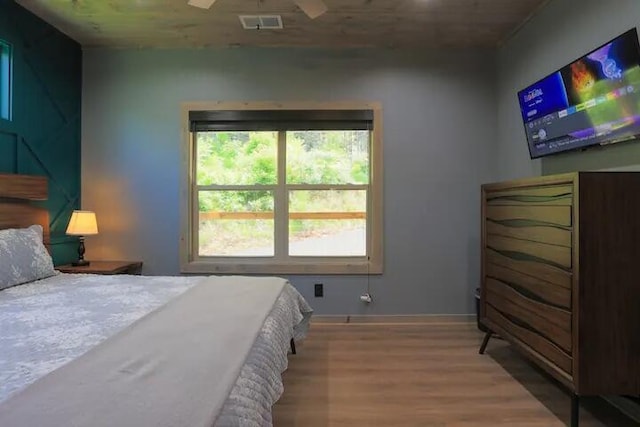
[518,28,640,159]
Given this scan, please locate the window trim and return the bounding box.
[179,101,383,275]
[0,39,12,122]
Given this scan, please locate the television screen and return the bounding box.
[518,28,640,158]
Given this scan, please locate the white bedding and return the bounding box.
[0,273,312,426]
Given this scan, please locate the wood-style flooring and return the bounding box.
[273,323,636,426]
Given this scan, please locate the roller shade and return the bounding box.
[189,109,374,132]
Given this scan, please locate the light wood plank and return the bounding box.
[486,280,572,353]
[486,205,572,227]
[199,211,366,220]
[487,235,572,270]
[15,0,552,50]
[486,305,573,375]
[486,220,571,247]
[0,173,47,200]
[273,324,633,426]
[312,314,475,324]
[486,262,571,309]
[486,248,571,290]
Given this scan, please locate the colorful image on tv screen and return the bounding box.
[518,29,640,158]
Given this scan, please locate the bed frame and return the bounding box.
[0,173,50,248]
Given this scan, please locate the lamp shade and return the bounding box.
[66,211,99,236]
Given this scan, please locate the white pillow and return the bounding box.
[0,225,56,290]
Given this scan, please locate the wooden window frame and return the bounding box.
[179,101,384,275]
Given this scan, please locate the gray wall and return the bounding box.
[496,0,640,179]
[82,48,497,315]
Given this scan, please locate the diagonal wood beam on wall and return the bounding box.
[31,112,80,150]
[3,4,69,126]
[50,196,79,232]
[21,53,69,125]
[19,136,74,203]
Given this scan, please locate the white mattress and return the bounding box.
[0,273,312,426]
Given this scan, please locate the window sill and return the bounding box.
[181,260,382,275]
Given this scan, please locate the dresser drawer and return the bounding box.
[486,248,572,293]
[485,205,572,227]
[485,304,572,375]
[486,234,572,270]
[485,278,572,353]
[485,184,573,206]
[485,262,571,309]
[485,219,571,247]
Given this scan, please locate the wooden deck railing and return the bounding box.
[199,211,366,220]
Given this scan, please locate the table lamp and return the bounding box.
[66,210,99,266]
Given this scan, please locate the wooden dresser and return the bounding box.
[479,172,640,426]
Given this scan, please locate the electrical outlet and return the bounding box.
[314,283,323,297]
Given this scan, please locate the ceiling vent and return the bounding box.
[239,15,283,30]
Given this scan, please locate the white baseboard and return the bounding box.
[311,314,475,324]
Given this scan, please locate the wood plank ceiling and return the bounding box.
[15,0,549,49]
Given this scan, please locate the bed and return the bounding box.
[0,173,313,426]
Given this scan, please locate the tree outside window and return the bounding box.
[181,103,383,275]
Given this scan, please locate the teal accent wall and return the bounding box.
[0,1,82,265]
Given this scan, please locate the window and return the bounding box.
[0,40,11,121]
[180,102,383,275]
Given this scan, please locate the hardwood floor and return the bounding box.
[273,323,635,426]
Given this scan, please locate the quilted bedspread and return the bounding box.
[0,273,312,426]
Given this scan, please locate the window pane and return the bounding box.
[0,41,11,121]
[289,190,366,257]
[197,131,277,186]
[286,130,369,184]
[199,191,274,256]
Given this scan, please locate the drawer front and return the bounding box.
[486,220,571,247]
[486,234,572,270]
[485,184,573,206]
[486,262,571,309]
[486,248,572,291]
[485,205,572,228]
[485,278,572,353]
[485,304,572,375]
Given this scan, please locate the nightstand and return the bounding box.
[56,261,143,275]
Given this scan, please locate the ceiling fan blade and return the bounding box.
[187,0,218,9]
[293,0,328,19]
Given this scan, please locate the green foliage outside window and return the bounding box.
[196,129,370,256]
[197,130,369,212]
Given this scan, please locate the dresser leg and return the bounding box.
[478,331,492,354]
[290,338,296,355]
[571,394,580,427]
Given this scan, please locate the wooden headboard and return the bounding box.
[0,173,50,246]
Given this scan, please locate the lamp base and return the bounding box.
[73,236,90,267]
